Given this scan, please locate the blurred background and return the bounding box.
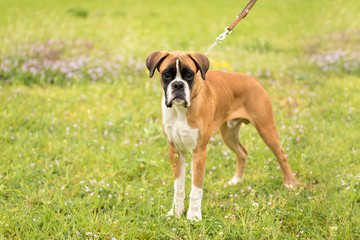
[1,0,359,85]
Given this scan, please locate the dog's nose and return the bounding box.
[172,81,184,91]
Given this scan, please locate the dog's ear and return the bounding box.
[188,52,210,80]
[146,51,169,78]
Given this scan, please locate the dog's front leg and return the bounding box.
[187,148,207,221]
[167,145,186,218]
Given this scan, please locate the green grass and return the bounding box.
[1,0,360,239]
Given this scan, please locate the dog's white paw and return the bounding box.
[285,183,298,190]
[186,207,202,221]
[167,204,185,218]
[284,177,298,190]
[228,177,242,186]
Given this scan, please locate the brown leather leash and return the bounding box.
[204,0,258,56]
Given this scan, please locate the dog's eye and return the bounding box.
[184,72,193,80]
[163,72,172,80]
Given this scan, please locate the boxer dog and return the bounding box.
[146,51,297,221]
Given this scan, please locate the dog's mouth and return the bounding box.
[166,95,189,108]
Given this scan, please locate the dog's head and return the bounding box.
[146,51,209,108]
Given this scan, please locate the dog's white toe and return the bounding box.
[186,207,202,221]
[285,183,297,190]
[228,177,242,186]
[167,208,174,217]
[167,203,185,218]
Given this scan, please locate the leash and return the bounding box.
[204,0,258,56]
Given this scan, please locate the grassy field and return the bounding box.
[1,0,360,239]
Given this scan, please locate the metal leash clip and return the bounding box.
[204,0,257,56]
[205,27,232,56]
[216,27,232,43]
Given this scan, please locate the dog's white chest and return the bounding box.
[162,100,199,152]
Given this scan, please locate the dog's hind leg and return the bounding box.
[220,120,248,185]
[252,110,298,188]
